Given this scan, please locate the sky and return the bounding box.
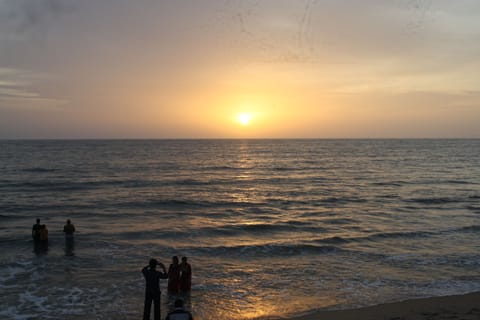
[0,0,479,138]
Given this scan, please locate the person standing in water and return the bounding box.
[63,219,75,239]
[39,224,48,244]
[168,256,181,294]
[63,219,76,256]
[142,258,168,320]
[32,218,42,242]
[179,257,192,293]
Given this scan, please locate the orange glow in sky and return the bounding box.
[1,2,479,138]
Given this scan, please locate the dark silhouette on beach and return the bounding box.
[142,258,168,320]
[179,256,192,293]
[168,256,181,294]
[165,298,193,320]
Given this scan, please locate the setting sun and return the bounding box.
[238,113,252,126]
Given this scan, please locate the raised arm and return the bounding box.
[157,262,168,278]
[142,265,149,275]
[159,262,167,272]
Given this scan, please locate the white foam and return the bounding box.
[0,306,35,320]
[0,266,24,283]
[19,291,49,312]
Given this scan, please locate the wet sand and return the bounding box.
[289,292,480,320]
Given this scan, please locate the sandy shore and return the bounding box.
[289,292,480,320]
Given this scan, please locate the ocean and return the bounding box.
[0,139,479,320]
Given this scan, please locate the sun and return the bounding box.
[237,113,252,125]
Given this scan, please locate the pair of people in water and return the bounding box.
[32,218,49,244]
[142,256,193,320]
[168,256,192,295]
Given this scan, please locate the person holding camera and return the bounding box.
[142,258,168,320]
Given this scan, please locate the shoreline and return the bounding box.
[284,291,480,320]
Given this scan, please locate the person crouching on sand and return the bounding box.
[142,258,168,320]
[165,298,193,320]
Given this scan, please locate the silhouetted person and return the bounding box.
[39,224,48,243]
[142,258,168,320]
[165,298,193,320]
[32,218,41,242]
[179,257,192,293]
[63,219,75,239]
[63,219,75,256]
[34,224,49,253]
[168,256,180,294]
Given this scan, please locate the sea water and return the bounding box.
[0,139,479,319]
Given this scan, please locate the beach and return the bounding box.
[289,292,480,320]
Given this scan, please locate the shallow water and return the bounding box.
[1,139,479,319]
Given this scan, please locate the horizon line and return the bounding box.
[1,137,479,141]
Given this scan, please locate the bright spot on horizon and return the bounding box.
[237,113,252,126]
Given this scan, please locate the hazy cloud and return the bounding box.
[0,0,73,33]
[0,68,66,109]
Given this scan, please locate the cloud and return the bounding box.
[0,68,35,98]
[0,68,66,108]
[0,0,73,34]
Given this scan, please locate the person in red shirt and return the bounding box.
[179,256,192,293]
[168,256,181,294]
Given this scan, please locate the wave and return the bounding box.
[0,178,216,192]
[187,242,342,257]
[466,205,480,213]
[204,165,254,171]
[314,236,351,245]
[367,230,436,241]
[117,198,268,210]
[173,179,214,186]
[227,222,305,233]
[311,225,480,246]
[2,177,322,192]
[0,180,127,192]
[372,181,409,187]
[271,166,318,172]
[406,197,463,205]
[22,167,58,173]
[312,230,435,245]
[444,180,477,185]
[118,221,325,240]
[114,223,467,250]
[458,225,480,232]
[0,202,109,215]
[0,214,19,220]
[321,218,359,225]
